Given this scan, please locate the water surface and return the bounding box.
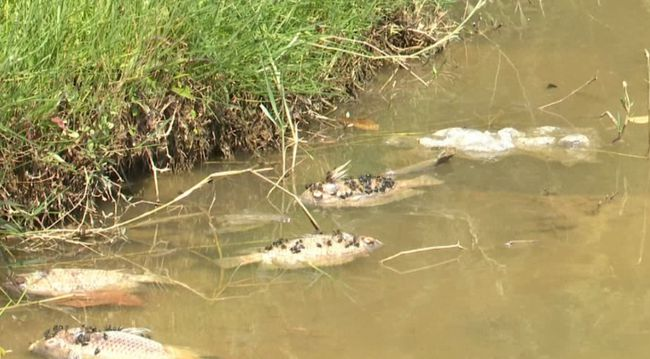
[4,1,650,358]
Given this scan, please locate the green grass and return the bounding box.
[0,0,453,238]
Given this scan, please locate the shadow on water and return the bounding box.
[4,1,650,358]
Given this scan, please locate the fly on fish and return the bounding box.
[2,268,169,308]
[215,231,383,269]
[300,149,453,208]
[29,325,206,359]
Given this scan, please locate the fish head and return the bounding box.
[359,236,383,251]
[1,275,27,297]
[28,336,73,359]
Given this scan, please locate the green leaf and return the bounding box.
[171,86,195,100]
[46,152,67,164]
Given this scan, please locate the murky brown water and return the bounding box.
[4,1,650,358]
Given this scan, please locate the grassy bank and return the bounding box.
[0,0,464,249]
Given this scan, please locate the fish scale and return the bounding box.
[215,232,383,269]
[29,327,204,359]
[5,268,165,297]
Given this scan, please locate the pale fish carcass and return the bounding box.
[215,231,383,269]
[418,126,597,164]
[300,149,453,208]
[3,268,168,307]
[29,325,205,359]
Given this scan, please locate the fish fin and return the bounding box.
[54,289,144,308]
[401,175,443,188]
[328,160,351,181]
[119,327,152,337]
[214,253,264,269]
[434,147,456,166]
[133,272,175,285]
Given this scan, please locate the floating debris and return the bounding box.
[29,325,204,359]
[215,231,383,269]
[341,118,380,131]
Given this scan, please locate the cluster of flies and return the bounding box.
[43,324,125,356]
[264,230,364,255]
[305,171,396,200]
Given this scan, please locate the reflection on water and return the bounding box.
[4,1,650,358]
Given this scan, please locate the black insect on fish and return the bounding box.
[214,232,383,270]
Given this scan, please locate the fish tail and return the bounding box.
[434,147,456,166]
[55,290,144,308]
[402,175,443,188]
[214,253,264,269]
[133,272,175,286]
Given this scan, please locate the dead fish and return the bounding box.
[215,231,383,269]
[3,268,168,306]
[29,325,205,359]
[213,213,291,234]
[301,167,443,209]
[52,289,146,308]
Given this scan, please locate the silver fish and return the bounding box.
[215,231,383,269]
[29,326,202,359]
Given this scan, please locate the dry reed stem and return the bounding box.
[538,74,598,110]
[382,257,460,275]
[250,171,320,232]
[645,49,650,156]
[116,254,263,303]
[412,0,487,57]
[14,167,272,244]
[379,242,465,274]
[126,212,205,229]
[1,293,76,313]
[480,33,537,124]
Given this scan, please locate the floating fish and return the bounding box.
[29,325,206,359]
[215,231,383,269]
[214,213,291,234]
[417,126,597,164]
[3,268,168,308]
[300,149,453,208]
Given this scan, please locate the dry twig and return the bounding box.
[538,74,598,110]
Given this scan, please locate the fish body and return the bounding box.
[3,268,165,299]
[301,150,452,208]
[216,232,383,269]
[29,326,201,359]
[301,171,440,208]
[418,126,597,164]
[214,213,291,233]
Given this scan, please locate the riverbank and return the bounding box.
[0,0,477,252]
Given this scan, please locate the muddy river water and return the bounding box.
[4,1,650,358]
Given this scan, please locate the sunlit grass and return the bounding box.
[0,0,453,235]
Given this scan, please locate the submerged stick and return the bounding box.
[412,0,488,57]
[380,242,465,274]
[380,242,465,264]
[16,167,272,241]
[250,171,320,232]
[645,49,650,157]
[538,74,597,110]
[97,167,273,233]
